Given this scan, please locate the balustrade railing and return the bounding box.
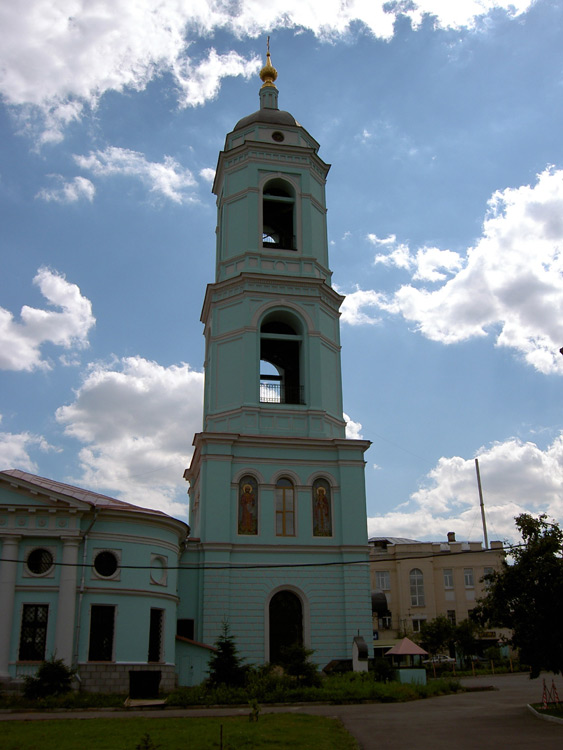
[260,382,304,405]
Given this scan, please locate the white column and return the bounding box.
[54,538,80,667]
[0,536,20,682]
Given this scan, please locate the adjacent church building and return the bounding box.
[0,50,374,691]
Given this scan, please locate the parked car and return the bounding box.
[423,654,455,665]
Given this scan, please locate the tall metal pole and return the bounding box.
[475,458,489,549]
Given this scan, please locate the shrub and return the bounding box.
[371,658,394,683]
[277,643,321,687]
[135,734,161,750]
[23,656,75,699]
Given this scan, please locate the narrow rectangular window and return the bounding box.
[447,609,457,625]
[148,608,164,662]
[19,604,48,661]
[376,570,390,591]
[88,605,115,661]
[464,568,474,588]
[443,569,453,589]
[275,480,295,536]
[409,568,425,607]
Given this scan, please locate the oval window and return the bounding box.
[94,550,119,577]
[27,548,54,575]
[272,131,285,142]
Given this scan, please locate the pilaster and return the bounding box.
[54,537,80,667]
[0,536,20,681]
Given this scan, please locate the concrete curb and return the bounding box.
[527,703,563,725]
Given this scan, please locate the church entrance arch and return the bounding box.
[268,589,303,664]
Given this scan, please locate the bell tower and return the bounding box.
[183,47,373,669]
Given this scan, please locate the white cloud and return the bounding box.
[368,433,563,543]
[344,412,364,439]
[0,1,536,142]
[199,167,216,184]
[0,417,54,472]
[373,239,414,272]
[339,287,383,325]
[174,48,261,107]
[403,0,533,30]
[55,356,204,517]
[350,168,563,375]
[36,175,95,203]
[367,233,397,247]
[0,268,95,371]
[75,147,197,203]
[370,233,463,282]
[412,246,464,282]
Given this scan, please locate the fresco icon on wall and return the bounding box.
[238,476,258,535]
[313,479,332,536]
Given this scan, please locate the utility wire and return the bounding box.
[0,543,516,572]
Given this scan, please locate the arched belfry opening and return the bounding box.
[259,312,304,405]
[262,179,296,250]
[269,590,303,664]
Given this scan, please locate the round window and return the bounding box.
[94,550,119,577]
[272,131,285,142]
[27,548,54,575]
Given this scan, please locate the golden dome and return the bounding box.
[260,43,278,89]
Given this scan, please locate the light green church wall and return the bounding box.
[216,300,246,331]
[318,306,340,340]
[212,337,247,411]
[76,592,177,665]
[319,341,343,417]
[177,558,202,621]
[225,166,249,195]
[225,195,251,258]
[195,559,372,668]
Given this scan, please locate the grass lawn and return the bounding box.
[1,713,358,750]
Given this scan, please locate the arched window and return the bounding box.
[260,312,303,405]
[238,475,258,535]
[262,179,296,250]
[269,590,303,665]
[312,478,332,537]
[409,568,425,607]
[275,477,295,536]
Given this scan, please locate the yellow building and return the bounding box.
[369,533,505,657]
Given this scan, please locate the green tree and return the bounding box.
[207,621,247,687]
[453,619,479,666]
[420,616,455,656]
[474,513,563,678]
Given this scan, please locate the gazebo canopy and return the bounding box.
[385,637,428,657]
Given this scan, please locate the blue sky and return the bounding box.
[1,0,563,544]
